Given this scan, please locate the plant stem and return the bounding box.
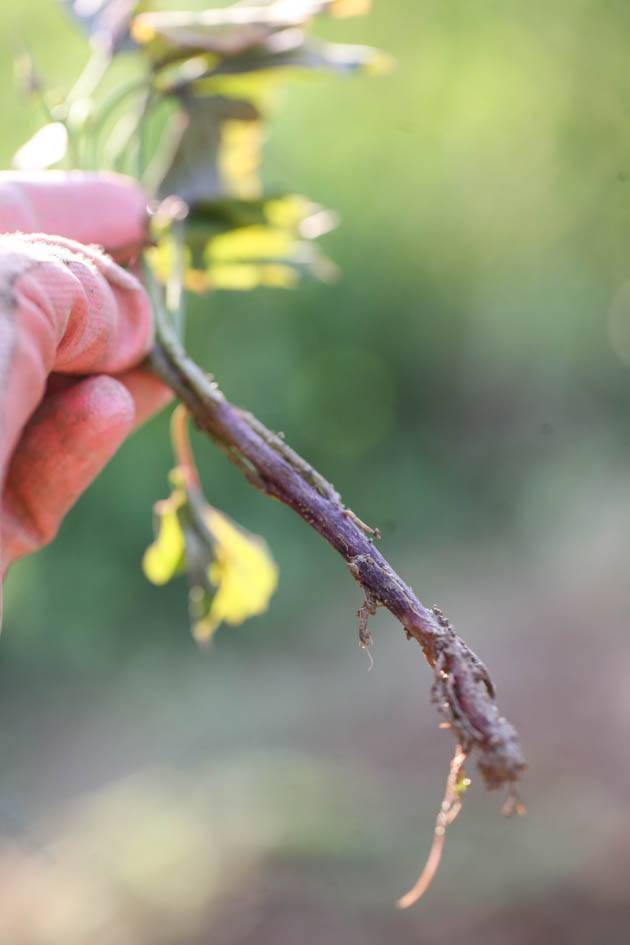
[147,311,526,793]
[170,404,200,489]
[166,220,187,339]
[87,76,149,167]
[66,46,111,105]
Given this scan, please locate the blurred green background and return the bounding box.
[2,1,630,942]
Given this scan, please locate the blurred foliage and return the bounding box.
[2,0,630,666]
[9,0,386,642]
[0,0,630,662]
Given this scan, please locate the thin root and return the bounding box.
[362,644,375,672]
[502,787,527,818]
[396,746,467,909]
[357,590,378,647]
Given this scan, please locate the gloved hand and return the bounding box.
[0,171,171,574]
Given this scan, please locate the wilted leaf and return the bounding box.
[210,224,294,260]
[207,262,298,289]
[142,487,187,585]
[192,506,278,642]
[202,227,337,288]
[155,98,261,204]
[132,0,371,59]
[148,193,338,291]
[13,122,68,170]
[144,1,386,228]
[186,37,392,100]
[136,1,379,293]
[143,465,278,642]
[146,235,192,288]
[132,9,276,58]
[152,53,221,94]
[220,118,264,197]
[134,0,388,101]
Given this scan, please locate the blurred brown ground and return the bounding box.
[2,488,630,943]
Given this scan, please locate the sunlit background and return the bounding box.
[2,1,630,942]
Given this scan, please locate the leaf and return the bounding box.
[140,1,381,291]
[155,98,261,204]
[187,38,392,96]
[132,1,372,59]
[143,465,278,642]
[133,0,387,92]
[192,506,278,642]
[219,118,264,197]
[209,224,295,260]
[148,194,338,291]
[149,31,390,100]
[206,262,299,290]
[144,1,387,220]
[132,9,277,58]
[13,122,68,170]
[152,53,221,94]
[202,228,338,288]
[142,487,187,585]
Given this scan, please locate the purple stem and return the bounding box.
[149,328,525,791]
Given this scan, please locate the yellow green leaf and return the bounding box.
[219,120,264,198]
[143,493,187,585]
[184,268,211,293]
[190,71,285,109]
[329,0,372,17]
[208,262,298,289]
[143,460,278,640]
[192,507,278,642]
[146,235,193,285]
[152,54,220,94]
[265,194,313,228]
[208,224,296,262]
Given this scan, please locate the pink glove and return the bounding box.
[0,171,171,576]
